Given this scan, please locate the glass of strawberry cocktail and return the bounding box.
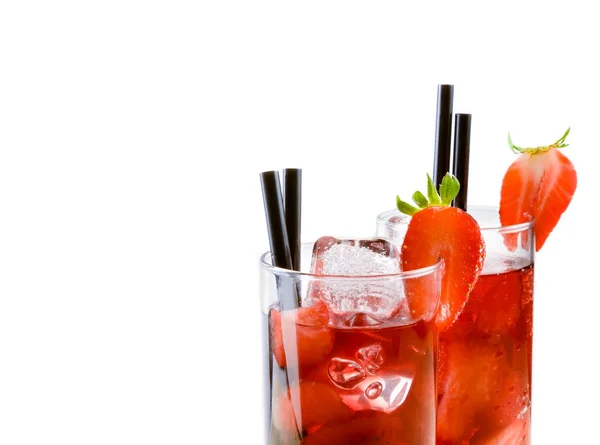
[377,206,535,444]
[260,241,443,444]
[375,126,577,443]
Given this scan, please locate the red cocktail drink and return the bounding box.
[377,207,535,444]
[260,242,442,444]
[437,264,533,444]
[268,309,436,444]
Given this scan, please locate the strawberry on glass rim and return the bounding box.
[269,300,334,370]
[500,127,577,251]
[396,173,485,332]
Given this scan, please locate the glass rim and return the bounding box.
[259,242,443,281]
[376,205,535,234]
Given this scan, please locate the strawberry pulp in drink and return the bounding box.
[436,263,533,444]
[266,303,437,444]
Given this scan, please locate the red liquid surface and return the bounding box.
[436,265,534,445]
[267,307,437,444]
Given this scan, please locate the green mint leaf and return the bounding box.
[426,174,442,205]
[412,191,429,208]
[440,173,460,205]
[396,196,419,216]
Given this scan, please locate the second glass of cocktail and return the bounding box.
[377,206,534,444]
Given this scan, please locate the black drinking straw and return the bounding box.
[283,168,302,272]
[433,84,454,188]
[260,170,302,440]
[260,171,300,310]
[452,113,472,211]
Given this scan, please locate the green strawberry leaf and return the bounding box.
[396,196,419,216]
[440,173,460,206]
[426,174,442,205]
[412,191,429,208]
[508,127,571,154]
[396,173,461,216]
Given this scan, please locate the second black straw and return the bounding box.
[452,114,471,211]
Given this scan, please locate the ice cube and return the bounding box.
[328,358,366,390]
[336,371,415,413]
[327,350,415,413]
[356,343,385,374]
[364,382,383,399]
[311,237,401,275]
[376,213,410,248]
[309,237,404,323]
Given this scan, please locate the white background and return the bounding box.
[1,1,598,444]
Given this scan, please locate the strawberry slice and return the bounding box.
[269,300,335,369]
[436,339,487,442]
[500,128,577,251]
[396,174,485,331]
[471,413,529,445]
[437,339,501,442]
[437,337,529,443]
[275,380,350,437]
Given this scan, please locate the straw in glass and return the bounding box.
[433,84,454,188]
[260,170,300,310]
[452,113,472,211]
[283,168,302,272]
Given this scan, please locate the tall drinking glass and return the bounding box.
[377,206,534,444]
[260,243,443,444]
